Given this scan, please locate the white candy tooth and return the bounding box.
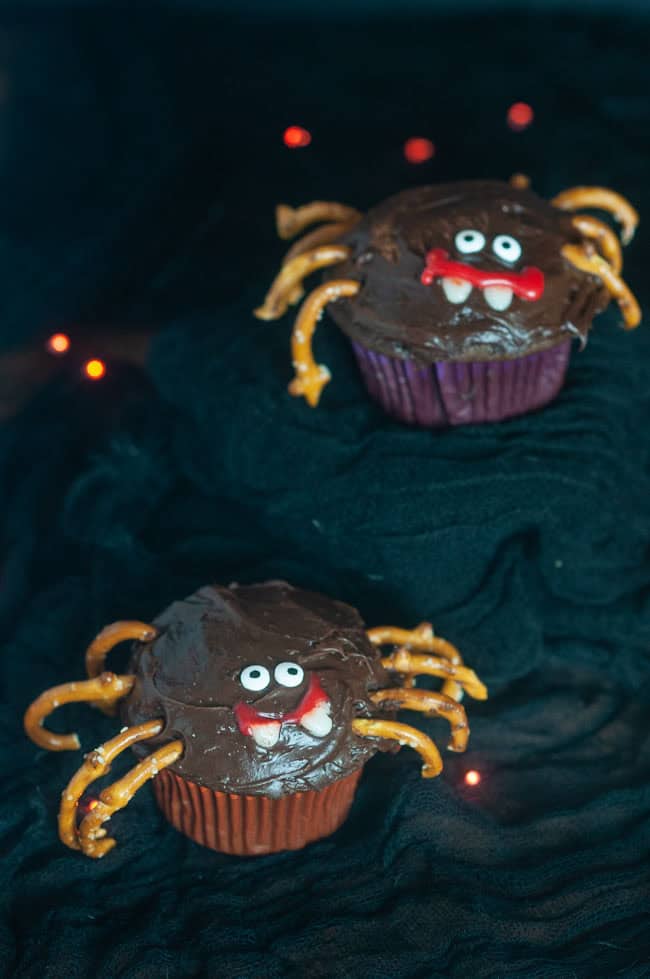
[250,723,281,748]
[484,286,513,311]
[441,278,473,304]
[300,704,333,738]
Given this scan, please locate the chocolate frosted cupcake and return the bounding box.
[256,179,640,426]
[24,582,486,858]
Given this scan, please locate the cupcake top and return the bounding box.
[325,181,610,363]
[122,582,393,797]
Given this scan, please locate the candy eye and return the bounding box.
[454,229,486,255]
[274,662,305,688]
[492,234,522,263]
[240,665,271,692]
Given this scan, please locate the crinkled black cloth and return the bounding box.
[2,8,650,979]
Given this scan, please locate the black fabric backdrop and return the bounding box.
[1,6,650,978]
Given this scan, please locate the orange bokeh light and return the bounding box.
[283,125,312,149]
[404,137,435,164]
[507,102,534,131]
[464,770,481,786]
[83,358,106,380]
[46,332,71,355]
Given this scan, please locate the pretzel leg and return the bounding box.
[551,186,639,245]
[282,219,360,265]
[369,688,470,752]
[571,215,622,274]
[24,673,135,751]
[254,245,351,321]
[367,623,467,701]
[58,720,164,850]
[562,244,641,328]
[288,279,361,407]
[381,648,487,702]
[276,201,361,240]
[85,620,157,716]
[352,718,442,778]
[77,739,184,858]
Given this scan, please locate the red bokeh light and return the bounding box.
[507,102,534,132]
[464,769,481,787]
[83,358,106,380]
[283,126,312,149]
[404,137,435,164]
[46,332,71,355]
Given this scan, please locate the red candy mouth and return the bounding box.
[421,247,545,304]
[234,674,332,747]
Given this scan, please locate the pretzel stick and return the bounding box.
[369,688,470,752]
[551,187,639,245]
[24,673,135,751]
[276,202,361,240]
[58,720,163,850]
[368,623,466,701]
[282,220,359,265]
[85,621,156,716]
[78,739,184,858]
[571,215,622,274]
[509,173,531,189]
[254,245,351,321]
[288,279,361,407]
[352,718,442,778]
[381,648,487,702]
[562,244,641,328]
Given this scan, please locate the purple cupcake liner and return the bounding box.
[351,340,572,427]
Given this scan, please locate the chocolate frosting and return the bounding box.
[121,582,395,797]
[324,181,610,363]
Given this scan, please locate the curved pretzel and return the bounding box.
[288,279,361,407]
[571,215,622,274]
[254,245,351,321]
[85,621,157,679]
[551,186,639,245]
[369,687,470,752]
[77,739,183,858]
[276,201,361,240]
[282,219,359,265]
[368,623,467,701]
[380,648,487,702]
[58,720,163,850]
[562,244,641,328]
[509,173,531,189]
[24,673,135,751]
[352,718,442,778]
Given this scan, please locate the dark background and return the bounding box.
[1,3,650,977]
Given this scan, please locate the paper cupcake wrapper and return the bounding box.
[351,340,572,427]
[153,767,363,856]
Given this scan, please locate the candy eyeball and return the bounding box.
[454,229,486,255]
[492,234,522,263]
[274,662,304,688]
[240,665,271,691]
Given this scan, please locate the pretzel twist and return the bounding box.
[289,279,361,407]
[276,202,361,240]
[369,687,470,752]
[254,245,351,321]
[551,186,639,245]
[561,244,641,329]
[571,215,623,274]
[368,623,468,701]
[24,673,135,751]
[58,720,164,850]
[381,648,487,702]
[352,718,442,778]
[78,739,184,858]
[282,219,359,265]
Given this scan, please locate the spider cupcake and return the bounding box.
[24,582,487,858]
[255,178,640,426]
